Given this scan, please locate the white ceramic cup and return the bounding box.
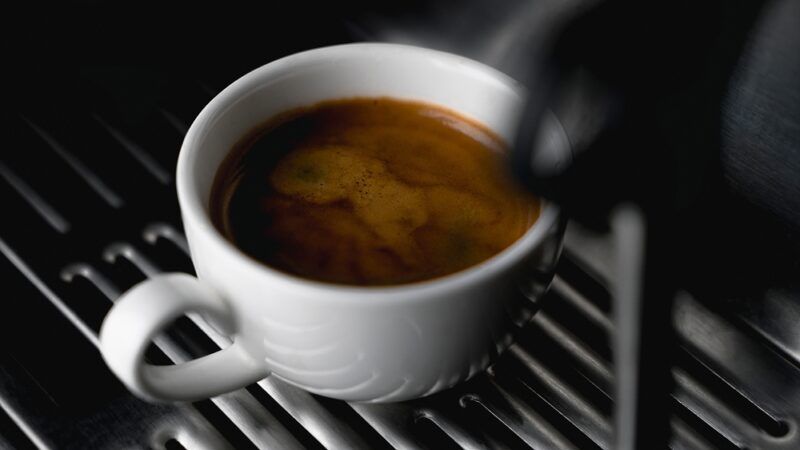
[99,43,564,403]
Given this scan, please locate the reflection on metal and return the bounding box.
[93,115,172,184]
[0,238,96,346]
[144,222,191,254]
[61,262,122,299]
[23,119,124,208]
[160,109,189,136]
[0,367,53,450]
[103,242,160,277]
[0,163,70,233]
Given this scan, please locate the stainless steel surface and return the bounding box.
[4,169,800,449]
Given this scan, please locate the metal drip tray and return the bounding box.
[2,160,799,449]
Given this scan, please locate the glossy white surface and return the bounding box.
[100,43,563,403]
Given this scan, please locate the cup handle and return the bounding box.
[99,273,269,402]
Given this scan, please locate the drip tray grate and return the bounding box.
[1,212,798,448]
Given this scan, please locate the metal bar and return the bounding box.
[0,377,53,450]
[0,238,97,346]
[350,403,430,449]
[550,275,612,333]
[508,345,611,448]
[673,368,749,448]
[23,119,123,208]
[531,311,612,392]
[0,163,70,234]
[475,381,579,450]
[93,116,171,184]
[418,408,488,450]
[610,205,647,450]
[143,223,190,254]
[160,109,189,135]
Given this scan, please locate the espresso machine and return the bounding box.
[1,0,798,449]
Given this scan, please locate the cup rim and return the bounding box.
[177,42,561,298]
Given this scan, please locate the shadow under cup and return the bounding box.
[172,43,565,402]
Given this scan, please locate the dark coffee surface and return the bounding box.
[211,98,539,286]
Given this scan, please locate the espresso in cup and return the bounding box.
[99,44,564,404]
[210,97,539,286]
